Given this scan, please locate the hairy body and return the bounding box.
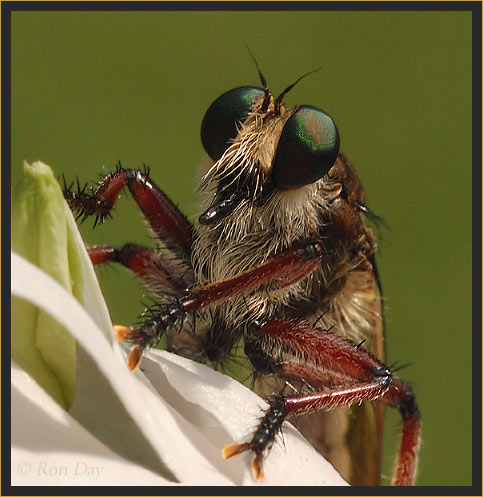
[65,82,419,486]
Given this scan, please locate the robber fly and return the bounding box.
[63,64,420,486]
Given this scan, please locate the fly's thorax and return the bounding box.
[191,186,337,332]
[191,209,323,329]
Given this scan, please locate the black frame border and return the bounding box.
[2,2,481,496]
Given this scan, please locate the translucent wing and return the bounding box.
[294,260,385,486]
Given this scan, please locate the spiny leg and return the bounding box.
[118,236,372,371]
[223,383,388,482]
[87,244,193,295]
[223,395,287,481]
[63,166,196,368]
[114,240,324,371]
[224,320,420,486]
[86,243,195,371]
[180,240,324,311]
[64,164,194,258]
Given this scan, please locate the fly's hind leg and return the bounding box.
[225,320,420,486]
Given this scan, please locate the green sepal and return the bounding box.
[12,161,82,409]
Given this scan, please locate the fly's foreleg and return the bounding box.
[63,165,194,257]
[63,167,197,364]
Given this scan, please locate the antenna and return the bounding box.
[275,67,322,109]
[245,45,271,112]
[245,44,268,89]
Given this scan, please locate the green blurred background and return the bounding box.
[11,10,472,486]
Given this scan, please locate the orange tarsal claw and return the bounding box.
[114,325,146,371]
[222,442,250,460]
[127,345,144,371]
[222,443,265,481]
[251,453,265,481]
[114,324,139,341]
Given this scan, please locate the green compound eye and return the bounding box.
[273,105,340,189]
[201,87,266,161]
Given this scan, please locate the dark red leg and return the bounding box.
[181,240,323,311]
[87,244,193,295]
[224,320,420,486]
[114,240,324,371]
[64,166,194,258]
[382,378,421,486]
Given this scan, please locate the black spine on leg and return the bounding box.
[250,395,287,454]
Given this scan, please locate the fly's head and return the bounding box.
[197,84,341,241]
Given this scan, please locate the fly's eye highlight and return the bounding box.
[273,105,340,189]
[201,86,265,161]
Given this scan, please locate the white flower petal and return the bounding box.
[141,349,349,486]
[12,253,231,485]
[12,363,175,486]
[12,253,347,485]
[67,197,113,341]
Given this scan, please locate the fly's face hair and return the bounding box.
[63,68,420,486]
[197,86,339,241]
